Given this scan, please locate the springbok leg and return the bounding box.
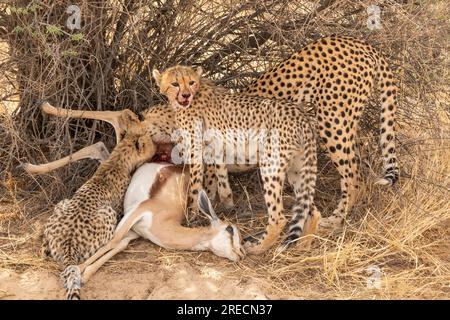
[81,231,139,284]
[78,204,153,282]
[19,142,110,175]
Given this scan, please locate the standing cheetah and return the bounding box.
[153,65,319,254]
[245,35,399,227]
[148,35,398,231]
[42,128,156,299]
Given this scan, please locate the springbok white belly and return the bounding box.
[123,162,171,214]
[120,162,172,246]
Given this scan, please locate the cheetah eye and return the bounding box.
[171,82,179,87]
[226,225,234,236]
[189,80,195,86]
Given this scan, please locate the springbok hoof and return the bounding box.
[16,163,26,172]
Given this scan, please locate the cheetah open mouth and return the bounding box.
[151,142,174,163]
[179,100,190,107]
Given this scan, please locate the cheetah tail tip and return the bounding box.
[375,177,393,186]
[66,290,81,300]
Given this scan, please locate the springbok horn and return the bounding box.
[18,142,110,175]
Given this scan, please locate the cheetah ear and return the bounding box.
[152,69,162,87]
[135,137,144,153]
[135,135,153,155]
[195,66,203,77]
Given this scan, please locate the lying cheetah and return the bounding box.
[153,65,319,254]
[42,127,156,299]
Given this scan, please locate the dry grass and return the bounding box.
[218,113,450,299]
[0,0,449,299]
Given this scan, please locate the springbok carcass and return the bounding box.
[78,163,246,284]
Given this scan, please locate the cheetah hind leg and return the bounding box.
[319,136,360,233]
[41,200,69,259]
[275,208,321,255]
[279,149,318,251]
[41,237,51,258]
[82,231,139,284]
[301,207,321,249]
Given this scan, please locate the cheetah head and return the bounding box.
[119,130,157,167]
[152,65,203,109]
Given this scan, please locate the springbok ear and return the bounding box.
[152,69,162,87]
[198,189,218,221]
[195,66,203,77]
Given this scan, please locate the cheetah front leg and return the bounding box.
[203,164,234,208]
[203,164,218,202]
[187,162,204,218]
[215,164,234,208]
[281,144,319,249]
[244,161,288,255]
[182,130,204,219]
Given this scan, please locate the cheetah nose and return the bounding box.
[182,93,191,99]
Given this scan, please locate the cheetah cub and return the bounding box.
[153,65,320,255]
[42,129,156,300]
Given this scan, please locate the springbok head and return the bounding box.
[197,190,245,262]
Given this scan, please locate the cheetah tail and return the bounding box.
[61,265,82,300]
[376,56,399,186]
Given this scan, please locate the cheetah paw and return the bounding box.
[243,232,267,255]
[243,241,267,255]
[318,215,344,234]
[220,194,234,209]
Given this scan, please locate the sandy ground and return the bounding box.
[0,201,278,301]
[0,209,272,300]
[0,238,270,300]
